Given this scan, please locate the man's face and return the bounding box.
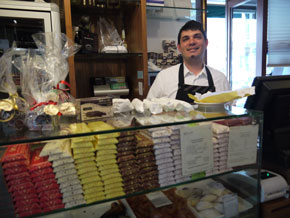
[177,29,208,62]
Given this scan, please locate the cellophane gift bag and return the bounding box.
[97,17,127,53]
[0,45,29,131]
[17,32,80,131]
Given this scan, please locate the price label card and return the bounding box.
[180,124,213,176]
[227,125,259,167]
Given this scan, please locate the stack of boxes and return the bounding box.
[147,127,176,187]
[1,144,42,217]
[135,132,159,190]
[0,162,14,217]
[88,121,125,200]
[210,123,230,175]
[69,123,103,204]
[116,131,141,195]
[169,126,185,183]
[169,126,192,183]
[170,126,181,182]
[30,148,64,213]
[40,139,85,208]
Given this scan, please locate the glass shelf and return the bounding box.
[20,167,258,218]
[71,0,140,14]
[146,5,204,11]
[0,107,256,146]
[74,53,143,60]
[146,5,204,20]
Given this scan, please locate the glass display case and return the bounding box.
[0,107,262,218]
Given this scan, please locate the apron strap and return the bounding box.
[178,63,184,88]
[178,64,215,91]
[205,66,215,91]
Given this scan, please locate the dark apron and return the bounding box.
[176,64,216,103]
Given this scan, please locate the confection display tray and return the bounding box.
[177,178,253,218]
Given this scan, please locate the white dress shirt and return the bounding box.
[146,63,231,100]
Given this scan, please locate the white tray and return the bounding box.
[196,102,227,113]
[187,196,253,218]
[176,178,253,218]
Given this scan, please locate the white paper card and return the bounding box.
[180,124,213,176]
[227,125,259,167]
[138,82,143,96]
[146,191,172,208]
[223,193,239,218]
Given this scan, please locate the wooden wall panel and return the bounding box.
[63,0,77,97]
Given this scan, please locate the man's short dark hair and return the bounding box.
[177,20,207,44]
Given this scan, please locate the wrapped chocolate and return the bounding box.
[17,33,80,131]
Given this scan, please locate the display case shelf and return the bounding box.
[19,168,258,218]
[146,5,204,10]
[146,5,204,20]
[71,0,141,15]
[74,53,143,60]
[0,107,262,218]
[0,107,256,146]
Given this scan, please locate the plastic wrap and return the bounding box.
[16,33,81,130]
[0,46,28,125]
[97,17,127,53]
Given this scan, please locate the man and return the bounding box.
[146,20,230,103]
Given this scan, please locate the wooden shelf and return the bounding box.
[63,0,148,99]
[75,52,142,60]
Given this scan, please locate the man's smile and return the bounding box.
[187,47,199,52]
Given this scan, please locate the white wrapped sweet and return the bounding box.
[151,97,175,112]
[171,99,194,112]
[59,102,76,116]
[143,99,163,114]
[132,98,145,113]
[150,97,194,112]
[113,98,133,113]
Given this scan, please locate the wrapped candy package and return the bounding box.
[0,46,28,129]
[14,33,80,131]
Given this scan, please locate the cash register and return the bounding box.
[221,169,289,203]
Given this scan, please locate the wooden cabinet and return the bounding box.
[62,0,148,99]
